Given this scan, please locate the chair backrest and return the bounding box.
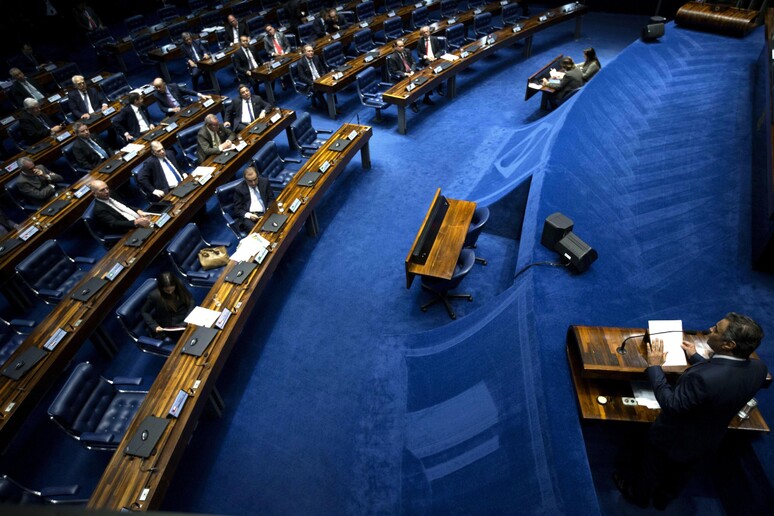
[168,21,189,44]
[353,28,375,53]
[62,141,87,175]
[447,248,476,290]
[99,73,132,101]
[116,278,157,342]
[16,239,75,294]
[306,0,323,13]
[440,0,459,18]
[322,41,345,69]
[6,122,26,151]
[247,14,266,37]
[445,23,465,49]
[356,67,380,96]
[435,36,448,54]
[88,27,115,47]
[464,205,490,247]
[51,62,80,90]
[231,1,251,18]
[297,22,316,45]
[289,112,316,150]
[473,12,492,35]
[176,122,204,167]
[167,223,207,274]
[200,10,221,29]
[384,0,402,11]
[356,0,375,21]
[468,0,485,9]
[252,141,283,179]
[132,34,156,61]
[158,5,177,22]
[383,17,403,41]
[276,7,290,27]
[125,14,146,35]
[189,0,207,12]
[58,97,74,123]
[411,6,429,30]
[82,200,121,245]
[501,2,521,25]
[0,476,45,505]
[5,175,39,211]
[215,178,243,236]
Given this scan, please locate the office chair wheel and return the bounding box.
[467,295,473,302]
[421,307,428,312]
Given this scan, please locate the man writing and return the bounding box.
[615,313,768,509]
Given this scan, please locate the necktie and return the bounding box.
[162,158,182,185]
[191,44,200,61]
[165,89,179,108]
[38,116,50,129]
[401,53,409,72]
[23,81,44,101]
[86,11,96,29]
[246,100,254,121]
[273,35,283,55]
[108,199,139,220]
[211,128,221,148]
[245,49,257,69]
[309,58,319,80]
[88,138,108,159]
[82,91,94,114]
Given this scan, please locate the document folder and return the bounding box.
[71,277,108,302]
[181,326,218,356]
[412,76,429,87]
[2,347,47,380]
[27,140,53,154]
[213,150,238,164]
[225,261,257,284]
[99,157,124,174]
[125,227,154,247]
[141,128,166,141]
[178,104,202,118]
[249,123,269,135]
[145,200,173,215]
[170,181,199,198]
[0,238,23,257]
[41,199,71,217]
[329,138,352,152]
[297,171,321,187]
[124,416,170,458]
[261,213,288,233]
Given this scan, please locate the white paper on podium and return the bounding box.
[184,307,221,328]
[191,166,216,178]
[631,381,660,409]
[648,320,688,367]
[230,233,270,262]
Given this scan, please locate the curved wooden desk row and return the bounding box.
[88,123,372,511]
[675,1,760,37]
[0,97,225,290]
[566,325,770,431]
[0,109,298,452]
[383,2,588,134]
[0,73,156,190]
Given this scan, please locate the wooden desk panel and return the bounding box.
[88,123,372,511]
[676,2,760,37]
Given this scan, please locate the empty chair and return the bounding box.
[348,28,377,58]
[468,0,485,9]
[199,10,222,30]
[116,278,176,356]
[356,0,376,21]
[276,7,290,28]
[83,201,123,246]
[15,239,95,304]
[306,0,323,14]
[0,317,35,367]
[132,34,157,66]
[464,206,489,265]
[410,6,429,30]
[445,23,466,50]
[501,2,522,25]
[289,112,333,157]
[158,5,178,22]
[231,1,251,18]
[0,475,86,505]
[472,12,498,38]
[252,141,303,191]
[99,73,132,101]
[322,41,347,70]
[6,122,28,152]
[62,142,91,176]
[375,16,405,44]
[355,67,391,122]
[383,0,402,12]
[50,62,80,90]
[247,14,266,38]
[88,27,117,63]
[189,0,207,13]
[48,362,147,450]
[167,21,189,45]
[440,0,462,19]
[297,22,316,45]
[125,14,146,36]
[58,97,74,123]
[421,248,475,319]
[176,122,204,167]
[167,223,231,287]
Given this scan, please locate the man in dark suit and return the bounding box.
[324,8,349,34]
[615,313,768,509]
[296,44,327,109]
[181,32,210,90]
[227,84,271,133]
[8,68,47,108]
[113,92,154,143]
[417,25,445,96]
[16,157,65,203]
[233,35,264,93]
[263,24,290,58]
[68,74,108,120]
[138,141,187,199]
[542,57,583,109]
[18,98,64,142]
[387,39,431,113]
[223,14,249,47]
[71,121,113,170]
[233,166,275,233]
[196,114,237,163]
[88,179,151,233]
[152,78,209,115]
[74,2,104,32]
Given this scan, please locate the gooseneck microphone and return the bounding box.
[617,329,700,355]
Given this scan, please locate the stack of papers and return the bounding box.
[231,233,271,262]
[191,166,216,178]
[184,306,221,328]
[120,143,144,154]
[441,53,459,62]
[631,381,660,409]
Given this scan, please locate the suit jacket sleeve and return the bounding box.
[233,182,251,219]
[72,139,100,169]
[647,365,708,416]
[141,289,161,329]
[94,200,137,231]
[18,113,50,142]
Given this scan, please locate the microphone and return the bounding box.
[617,329,700,355]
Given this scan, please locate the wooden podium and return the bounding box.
[566,325,770,432]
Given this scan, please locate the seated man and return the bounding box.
[296,44,327,109]
[71,121,113,170]
[113,92,155,143]
[138,141,187,199]
[8,67,46,108]
[16,156,65,203]
[542,57,582,109]
[233,166,275,234]
[263,24,290,58]
[417,25,444,96]
[181,32,210,91]
[227,84,271,133]
[223,14,249,47]
[67,74,109,120]
[233,35,264,93]
[18,98,64,142]
[152,78,210,115]
[196,113,237,163]
[88,179,151,233]
[387,39,431,113]
[324,8,349,34]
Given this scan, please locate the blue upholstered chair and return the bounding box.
[375,16,406,45]
[297,22,317,45]
[125,15,146,36]
[464,206,490,265]
[5,174,67,213]
[501,2,523,25]
[440,0,462,19]
[15,240,95,304]
[132,34,157,67]
[382,0,402,12]
[472,12,502,39]
[306,0,323,13]
[215,179,248,239]
[47,362,147,450]
[322,41,347,70]
[356,0,376,22]
[231,1,251,19]
[116,278,177,356]
[167,21,189,45]
[200,11,223,33]
[99,73,133,101]
[289,112,333,157]
[82,201,123,247]
[290,62,313,102]
[0,475,86,505]
[62,142,91,176]
[176,122,204,167]
[188,0,207,13]
[468,0,486,9]
[158,5,178,22]
[50,62,80,90]
[247,14,266,38]
[6,122,28,152]
[166,223,232,288]
[420,248,475,319]
[445,23,466,50]
[348,28,377,58]
[356,67,392,122]
[410,6,429,31]
[0,317,35,366]
[252,141,302,191]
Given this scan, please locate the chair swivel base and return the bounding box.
[420,284,473,320]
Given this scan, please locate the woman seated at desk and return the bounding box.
[580,47,601,83]
[142,272,195,338]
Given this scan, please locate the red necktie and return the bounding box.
[273,36,283,55]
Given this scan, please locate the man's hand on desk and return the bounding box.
[646,338,668,367]
[134,216,151,228]
[152,189,164,198]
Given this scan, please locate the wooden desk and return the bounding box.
[525,53,563,106]
[405,188,475,289]
[0,109,298,452]
[676,1,760,37]
[566,325,770,431]
[88,123,372,511]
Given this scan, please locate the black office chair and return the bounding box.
[82,201,124,247]
[289,111,332,158]
[166,223,232,288]
[464,206,489,265]
[420,248,476,320]
[176,122,204,167]
[116,278,178,356]
[47,362,147,450]
[99,73,133,101]
[0,317,35,366]
[252,141,303,192]
[356,0,376,22]
[445,23,466,51]
[215,178,248,239]
[356,67,392,122]
[0,475,86,505]
[15,239,96,304]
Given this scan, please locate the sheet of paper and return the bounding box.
[631,381,660,409]
[191,166,216,178]
[528,82,543,90]
[184,307,221,328]
[440,53,459,62]
[648,320,688,367]
[231,233,269,262]
[121,143,144,153]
